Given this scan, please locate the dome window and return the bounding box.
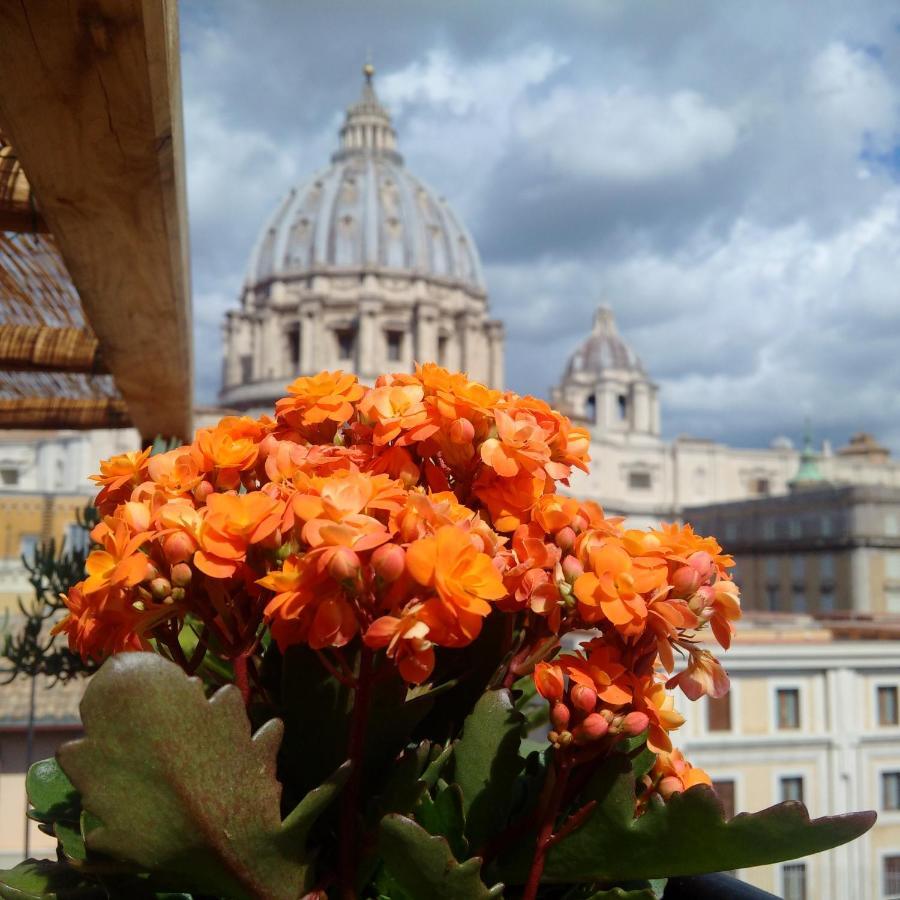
[618,394,628,420]
[335,327,357,362]
[386,330,403,363]
[585,394,597,423]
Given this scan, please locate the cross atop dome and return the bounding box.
[333,62,401,163]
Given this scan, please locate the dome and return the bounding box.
[245,70,485,295]
[565,306,645,377]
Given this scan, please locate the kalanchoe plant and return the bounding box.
[3,365,874,900]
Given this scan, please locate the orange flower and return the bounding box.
[708,578,742,650]
[633,680,686,752]
[480,408,551,478]
[145,446,204,497]
[364,600,442,684]
[406,524,506,635]
[90,447,152,510]
[666,649,730,701]
[83,518,150,595]
[534,661,565,702]
[651,749,712,799]
[358,383,438,446]
[191,420,260,485]
[196,491,283,578]
[473,470,546,533]
[573,541,667,635]
[560,640,631,706]
[275,370,365,435]
[532,494,581,534]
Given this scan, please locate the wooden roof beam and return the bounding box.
[0,0,193,441]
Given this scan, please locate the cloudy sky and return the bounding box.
[180,1,900,452]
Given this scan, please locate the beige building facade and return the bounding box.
[679,615,900,900]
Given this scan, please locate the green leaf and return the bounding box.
[0,859,99,899]
[368,742,431,823]
[25,758,79,825]
[57,653,343,900]
[377,814,503,899]
[453,689,525,850]
[496,751,876,883]
[415,783,468,860]
[280,760,352,846]
[54,822,87,866]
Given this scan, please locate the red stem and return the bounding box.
[339,645,374,900]
[233,653,250,705]
[522,757,571,900]
[316,649,357,688]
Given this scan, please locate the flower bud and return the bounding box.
[689,584,716,616]
[170,587,185,602]
[570,683,597,714]
[193,480,215,503]
[658,776,684,800]
[170,562,192,588]
[572,512,589,532]
[259,434,279,459]
[688,551,713,582]
[163,531,195,565]
[534,662,565,703]
[621,711,650,736]
[555,526,576,553]
[328,547,361,582]
[561,555,584,584]
[150,577,172,601]
[449,417,475,445]
[371,543,406,583]
[123,501,151,533]
[671,565,701,598]
[573,713,609,744]
[551,702,571,731]
[143,561,160,583]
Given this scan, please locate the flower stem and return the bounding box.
[339,644,374,900]
[522,756,571,900]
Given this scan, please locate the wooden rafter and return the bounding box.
[0,139,47,233]
[0,0,193,441]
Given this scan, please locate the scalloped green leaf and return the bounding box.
[453,689,525,850]
[0,859,99,900]
[57,653,344,900]
[25,758,79,825]
[495,751,876,883]
[415,783,468,860]
[377,814,503,899]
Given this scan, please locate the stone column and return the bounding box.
[486,320,505,390]
[299,298,322,373]
[358,296,383,381]
[632,381,650,433]
[262,312,281,380]
[415,301,439,366]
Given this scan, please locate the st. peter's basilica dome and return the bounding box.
[220,65,504,411]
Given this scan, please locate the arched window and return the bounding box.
[617,393,628,421]
[585,393,597,423]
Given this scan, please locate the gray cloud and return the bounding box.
[180,0,900,454]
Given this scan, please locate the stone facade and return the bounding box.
[220,66,504,412]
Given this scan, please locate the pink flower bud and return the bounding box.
[123,501,150,533]
[621,711,650,736]
[689,584,716,615]
[555,526,576,553]
[573,712,609,744]
[570,683,597,714]
[551,702,571,731]
[658,776,685,800]
[688,551,713,582]
[193,480,215,503]
[671,565,701,598]
[561,555,584,584]
[371,544,406,583]
[143,561,160,583]
[449,417,475,445]
[170,562,192,588]
[259,434,279,459]
[327,547,361,582]
[163,531,196,565]
[572,513,589,532]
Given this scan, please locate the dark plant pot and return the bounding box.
[664,873,780,899]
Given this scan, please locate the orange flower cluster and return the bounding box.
[58,365,740,808]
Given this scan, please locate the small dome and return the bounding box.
[565,306,645,377]
[245,67,485,295]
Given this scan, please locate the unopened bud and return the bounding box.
[570,683,597,714]
[689,584,716,615]
[688,551,713,582]
[551,702,571,731]
[171,562,192,587]
[658,776,684,800]
[599,708,615,723]
[621,711,650,736]
[548,730,559,744]
[671,565,701,599]
[123,501,151,533]
[561,555,584,584]
[150,577,172,601]
[555,526,576,553]
[572,513,589,532]
[557,730,574,746]
[573,713,609,744]
[449,417,475,445]
[163,531,195,565]
[328,547,361,582]
[193,480,215,503]
[143,561,160,583]
[170,587,185,602]
[259,434,279,459]
[371,543,406,583]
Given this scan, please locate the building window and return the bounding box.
[884,855,900,898]
[437,334,449,366]
[628,471,651,490]
[617,394,628,420]
[887,552,900,581]
[791,555,805,581]
[765,557,779,582]
[707,693,731,732]
[777,688,800,730]
[879,687,899,726]
[386,330,403,363]
[752,477,770,496]
[287,323,301,369]
[791,589,807,612]
[819,590,835,612]
[820,553,835,582]
[0,466,19,485]
[765,586,779,611]
[882,772,900,811]
[240,354,253,383]
[821,514,833,537]
[781,862,807,900]
[780,776,804,804]
[19,534,39,566]
[712,779,735,819]
[585,394,597,423]
[763,518,776,540]
[336,327,356,361]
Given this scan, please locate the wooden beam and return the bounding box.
[0,397,129,430]
[0,325,106,373]
[0,0,193,440]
